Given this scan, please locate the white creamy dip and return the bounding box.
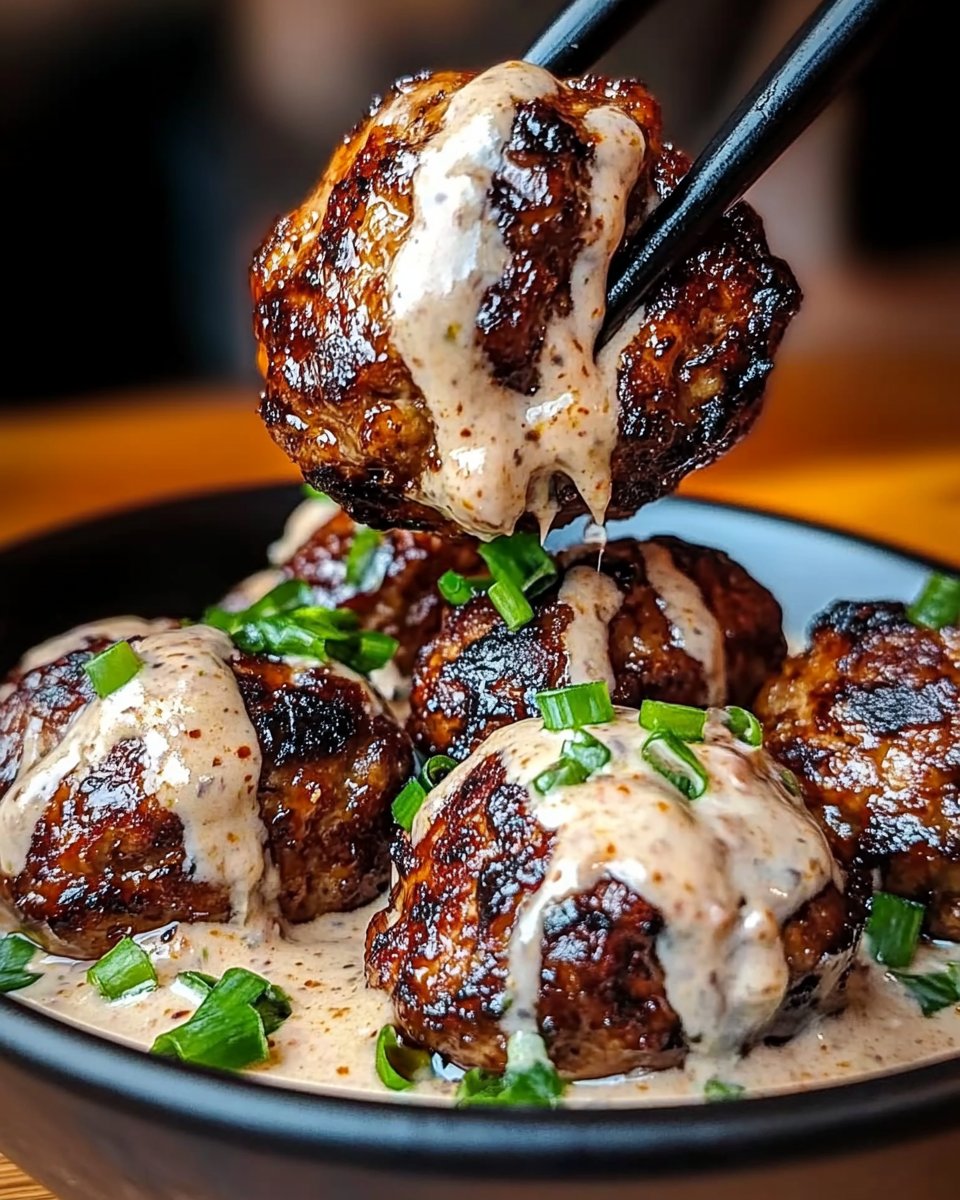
[390,61,647,538]
[0,626,266,922]
[557,566,623,691]
[16,617,173,675]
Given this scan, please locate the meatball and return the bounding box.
[225,497,482,679]
[366,710,860,1080]
[0,620,413,956]
[407,535,786,761]
[756,600,960,941]
[252,64,799,539]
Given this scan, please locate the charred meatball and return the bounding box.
[0,620,413,957]
[253,63,799,539]
[367,710,860,1079]
[407,535,786,761]
[225,497,482,679]
[757,600,960,941]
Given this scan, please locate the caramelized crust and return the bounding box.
[366,749,861,1078]
[252,70,799,533]
[232,654,413,922]
[406,536,786,760]
[756,601,960,941]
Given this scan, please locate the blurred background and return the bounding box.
[0,0,957,558]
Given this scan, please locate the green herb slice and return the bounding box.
[641,730,708,801]
[906,572,960,630]
[639,699,706,742]
[866,892,925,969]
[87,937,157,1001]
[83,641,143,699]
[535,681,615,732]
[0,933,42,994]
[455,1031,564,1109]
[375,1024,432,1091]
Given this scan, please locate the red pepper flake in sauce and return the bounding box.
[237,745,252,759]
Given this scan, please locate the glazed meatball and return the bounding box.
[226,498,482,679]
[407,535,786,761]
[367,711,861,1080]
[253,64,799,539]
[756,601,960,941]
[0,620,413,956]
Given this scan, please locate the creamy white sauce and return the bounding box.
[390,61,646,538]
[17,617,172,675]
[640,542,727,703]
[267,496,340,565]
[557,566,623,691]
[0,626,266,922]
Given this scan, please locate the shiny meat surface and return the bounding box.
[252,69,799,534]
[233,654,413,922]
[406,536,786,760]
[365,750,860,1078]
[275,509,482,676]
[757,601,960,941]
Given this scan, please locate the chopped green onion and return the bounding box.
[456,1031,564,1109]
[891,962,960,1016]
[724,705,763,748]
[374,1024,432,1091]
[203,582,397,676]
[87,937,157,1001]
[535,681,615,731]
[421,755,457,789]
[344,527,384,589]
[563,729,611,773]
[301,484,331,501]
[0,933,42,994]
[907,572,960,630]
[866,893,925,969]
[704,1077,745,1102]
[83,641,142,699]
[639,699,706,741]
[176,971,218,1000]
[151,967,291,1070]
[780,768,802,797]
[488,578,534,632]
[533,757,590,795]
[478,532,557,599]
[391,778,427,832]
[641,730,709,801]
[437,571,493,605]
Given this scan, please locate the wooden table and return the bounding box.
[0,350,957,1197]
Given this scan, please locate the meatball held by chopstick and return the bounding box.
[756,592,960,942]
[407,535,786,761]
[367,705,862,1080]
[0,617,413,957]
[252,62,799,540]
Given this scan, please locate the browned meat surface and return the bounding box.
[407,536,786,760]
[757,601,960,941]
[366,749,860,1079]
[274,508,482,676]
[252,70,799,534]
[232,654,413,922]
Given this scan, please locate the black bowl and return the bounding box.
[1,487,958,1200]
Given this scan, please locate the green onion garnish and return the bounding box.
[724,705,763,748]
[641,730,709,801]
[344,527,384,589]
[639,699,706,741]
[437,571,493,605]
[175,971,218,1000]
[151,967,292,1070]
[87,937,157,1001]
[421,755,457,789]
[301,484,331,501]
[456,1031,565,1109]
[533,757,590,795]
[866,893,925,969]
[83,641,143,699]
[391,778,428,833]
[374,1024,432,1091]
[203,582,397,675]
[891,962,960,1017]
[780,768,802,797]
[0,933,42,994]
[478,532,557,599]
[704,1077,746,1102]
[534,730,611,795]
[488,578,534,632]
[535,681,615,731]
[907,572,960,630]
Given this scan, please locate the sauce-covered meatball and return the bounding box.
[0,620,413,956]
[407,536,786,760]
[252,62,799,539]
[756,600,960,941]
[366,709,860,1079]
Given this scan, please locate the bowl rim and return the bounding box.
[0,486,958,1181]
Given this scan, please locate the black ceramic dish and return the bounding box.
[0,486,958,1200]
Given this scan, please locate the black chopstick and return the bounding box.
[599,0,905,345]
[524,0,656,76]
